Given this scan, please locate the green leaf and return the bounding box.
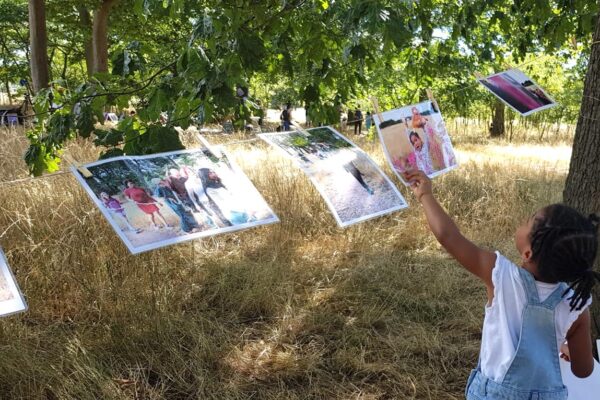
[141,88,168,122]
[143,124,185,154]
[100,148,125,160]
[47,113,74,143]
[238,33,267,70]
[93,128,124,147]
[172,97,191,129]
[74,103,95,138]
[90,96,106,124]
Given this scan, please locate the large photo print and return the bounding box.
[477,68,557,116]
[72,148,279,254]
[372,100,457,185]
[259,127,408,227]
[0,248,27,317]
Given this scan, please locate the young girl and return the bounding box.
[405,170,599,400]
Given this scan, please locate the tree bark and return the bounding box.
[4,78,13,104]
[489,100,505,137]
[28,0,50,93]
[60,49,69,80]
[78,6,94,76]
[563,17,600,217]
[92,0,119,74]
[563,9,600,343]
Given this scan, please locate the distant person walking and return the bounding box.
[365,111,372,130]
[280,103,292,131]
[347,109,354,132]
[340,109,347,131]
[354,109,363,135]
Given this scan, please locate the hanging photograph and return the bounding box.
[0,248,27,317]
[72,148,279,254]
[477,68,557,116]
[259,126,408,227]
[372,100,458,185]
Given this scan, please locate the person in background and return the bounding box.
[365,111,372,131]
[354,109,363,135]
[280,103,292,131]
[340,109,347,132]
[347,109,354,132]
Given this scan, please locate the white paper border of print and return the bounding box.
[0,247,27,317]
[259,126,408,228]
[372,100,459,186]
[477,68,558,117]
[71,147,279,254]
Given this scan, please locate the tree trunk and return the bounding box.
[489,100,505,137]
[563,19,600,217]
[92,0,118,74]
[563,9,600,344]
[28,0,50,93]
[78,6,94,76]
[4,79,13,104]
[61,49,69,80]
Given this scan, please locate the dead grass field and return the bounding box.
[0,124,574,399]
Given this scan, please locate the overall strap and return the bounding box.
[517,267,540,304]
[541,282,568,309]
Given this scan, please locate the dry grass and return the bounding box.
[0,124,571,399]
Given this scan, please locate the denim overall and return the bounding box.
[465,267,568,400]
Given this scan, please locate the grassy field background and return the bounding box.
[0,123,577,399]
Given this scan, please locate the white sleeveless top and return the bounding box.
[479,252,592,382]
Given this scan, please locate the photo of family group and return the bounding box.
[72,148,279,254]
[259,126,408,227]
[478,68,557,116]
[0,248,27,317]
[372,100,458,185]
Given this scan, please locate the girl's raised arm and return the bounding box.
[405,170,496,301]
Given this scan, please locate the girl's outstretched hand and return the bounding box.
[404,170,432,202]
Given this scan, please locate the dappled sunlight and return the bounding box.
[223,284,336,382]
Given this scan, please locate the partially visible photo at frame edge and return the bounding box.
[0,248,27,318]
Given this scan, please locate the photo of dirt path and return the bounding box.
[313,150,402,222]
[260,127,407,226]
[0,272,15,302]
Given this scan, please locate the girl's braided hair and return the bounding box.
[529,204,599,311]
